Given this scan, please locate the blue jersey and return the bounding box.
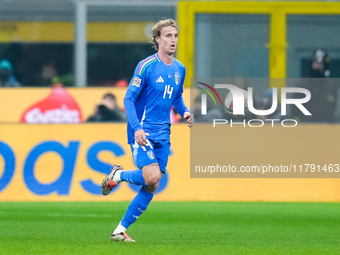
[124,53,189,144]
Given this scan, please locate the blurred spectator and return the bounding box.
[309,48,330,78]
[86,93,127,122]
[292,49,337,123]
[38,63,61,86]
[0,59,20,87]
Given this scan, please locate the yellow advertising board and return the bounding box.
[0,124,187,201]
[1,123,340,202]
[1,88,340,202]
[0,87,191,123]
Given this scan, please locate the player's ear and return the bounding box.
[155,36,161,44]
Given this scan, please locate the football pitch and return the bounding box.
[0,202,339,255]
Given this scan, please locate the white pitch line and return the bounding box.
[0,211,113,218]
[46,213,112,218]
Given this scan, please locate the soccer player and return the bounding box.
[101,18,194,242]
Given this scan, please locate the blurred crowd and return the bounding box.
[1,48,339,124]
[0,58,129,88]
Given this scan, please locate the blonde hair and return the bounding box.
[151,19,179,51]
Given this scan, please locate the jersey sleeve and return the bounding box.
[173,68,189,117]
[126,60,147,95]
[123,61,148,133]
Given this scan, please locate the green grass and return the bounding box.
[0,202,339,255]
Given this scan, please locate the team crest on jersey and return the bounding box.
[132,77,141,87]
[175,72,179,85]
[147,151,155,160]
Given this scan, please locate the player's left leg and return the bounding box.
[111,140,170,242]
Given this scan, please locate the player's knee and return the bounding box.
[144,174,161,186]
[144,170,162,186]
[150,181,160,192]
[143,181,159,194]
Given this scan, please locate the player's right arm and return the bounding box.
[134,129,147,146]
[123,60,148,146]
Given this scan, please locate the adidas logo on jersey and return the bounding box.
[156,76,164,83]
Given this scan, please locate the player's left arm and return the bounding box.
[173,71,194,128]
[173,95,194,128]
[183,111,194,128]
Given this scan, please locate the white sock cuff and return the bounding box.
[113,222,127,234]
[113,170,122,183]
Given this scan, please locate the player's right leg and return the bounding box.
[101,164,146,196]
[110,141,164,242]
[101,164,124,196]
[101,141,155,196]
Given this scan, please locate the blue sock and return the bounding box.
[121,188,154,229]
[120,169,146,186]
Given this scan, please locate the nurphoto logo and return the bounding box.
[196,82,312,127]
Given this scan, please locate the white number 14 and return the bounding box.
[163,84,173,99]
